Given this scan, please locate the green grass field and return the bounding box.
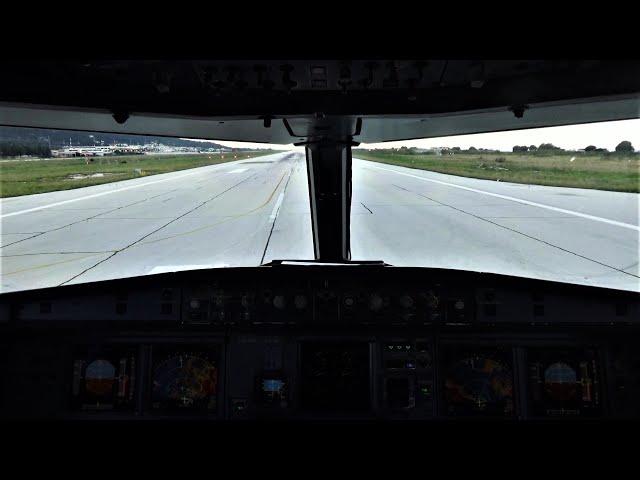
[354,151,640,193]
[0,151,277,198]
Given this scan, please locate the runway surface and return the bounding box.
[1,151,638,293]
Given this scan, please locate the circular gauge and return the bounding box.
[189,299,200,309]
[399,294,414,309]
[369,293,383,311]
[273,295,286,309]
[426,291,439,309]
[294,294,308,310]
[85,359,116,396]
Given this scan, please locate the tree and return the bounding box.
[615,141,634,153]
[536,143,564,155]
[0,140,51,158]
[585,145,597,152]
[538,143,561,151]
[467,146,477,152]
[528,145,537,152]
[513,145,528,152]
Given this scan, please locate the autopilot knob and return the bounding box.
[273,295,286,310]
[399,294,414,309]
[294,294,308,310]
[369,293,383,311]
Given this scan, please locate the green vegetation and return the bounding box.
[0,125,228,151]
[353,150,640,193]
[0,140,51,158]
[0,151,277,198]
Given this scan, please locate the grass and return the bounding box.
[0,151,278,198]
[353,151,640,193]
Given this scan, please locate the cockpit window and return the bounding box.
[0,127,313,292]
[351,119,639,292]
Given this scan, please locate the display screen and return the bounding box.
[528,347,601,417]
[300,342,370,412]
[610,343,640,417]
[444,346,514,416]
[386,378,412,409]
[71,346,137,411]
[151,346,219,413]
[258,374,288,407]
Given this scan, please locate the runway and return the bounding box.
[1,152,638,293]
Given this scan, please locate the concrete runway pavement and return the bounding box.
[1,152,638,293]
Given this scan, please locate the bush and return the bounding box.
[615,141,634,153]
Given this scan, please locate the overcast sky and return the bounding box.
[204,118,639,151]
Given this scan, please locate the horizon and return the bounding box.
[198,118,640,152]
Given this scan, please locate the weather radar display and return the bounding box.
[444,347,514,416]
[151,346,219,413]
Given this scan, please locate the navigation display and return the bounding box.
[258,372,288,408]
[71,345,137,411]
[443,346,514,416]
[528,347,601,417]
[300,342,370,412]
[151,346,219,414]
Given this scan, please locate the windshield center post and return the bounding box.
[303,138,355,262]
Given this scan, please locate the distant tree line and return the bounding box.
[0,126,227,150]
[0,140,51,158]
[512,143,565,153]
[511,141,635,154]
[354,141,637,156]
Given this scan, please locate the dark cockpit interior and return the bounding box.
[1,57,639,423]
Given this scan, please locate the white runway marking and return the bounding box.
[228,168,248,174]
[0,168,213,219]
[270,192,286,220]
[365,164,640,232]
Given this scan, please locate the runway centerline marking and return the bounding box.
[270,192,286,220]
[364,163,640,232]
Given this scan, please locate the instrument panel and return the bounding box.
[3,334,637,420]
[1,265,639,420]
[3,265,637,327]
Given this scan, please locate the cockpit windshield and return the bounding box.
[1,120,638,293]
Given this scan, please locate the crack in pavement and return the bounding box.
[1,252,110,277]
[58,174,258,286]
[360,202,373,214]
[0,189,178,249]
[260,166,295,265]
[1,251,116,257]
[392,183,639,279]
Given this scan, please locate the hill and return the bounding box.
[0,126,228,150]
